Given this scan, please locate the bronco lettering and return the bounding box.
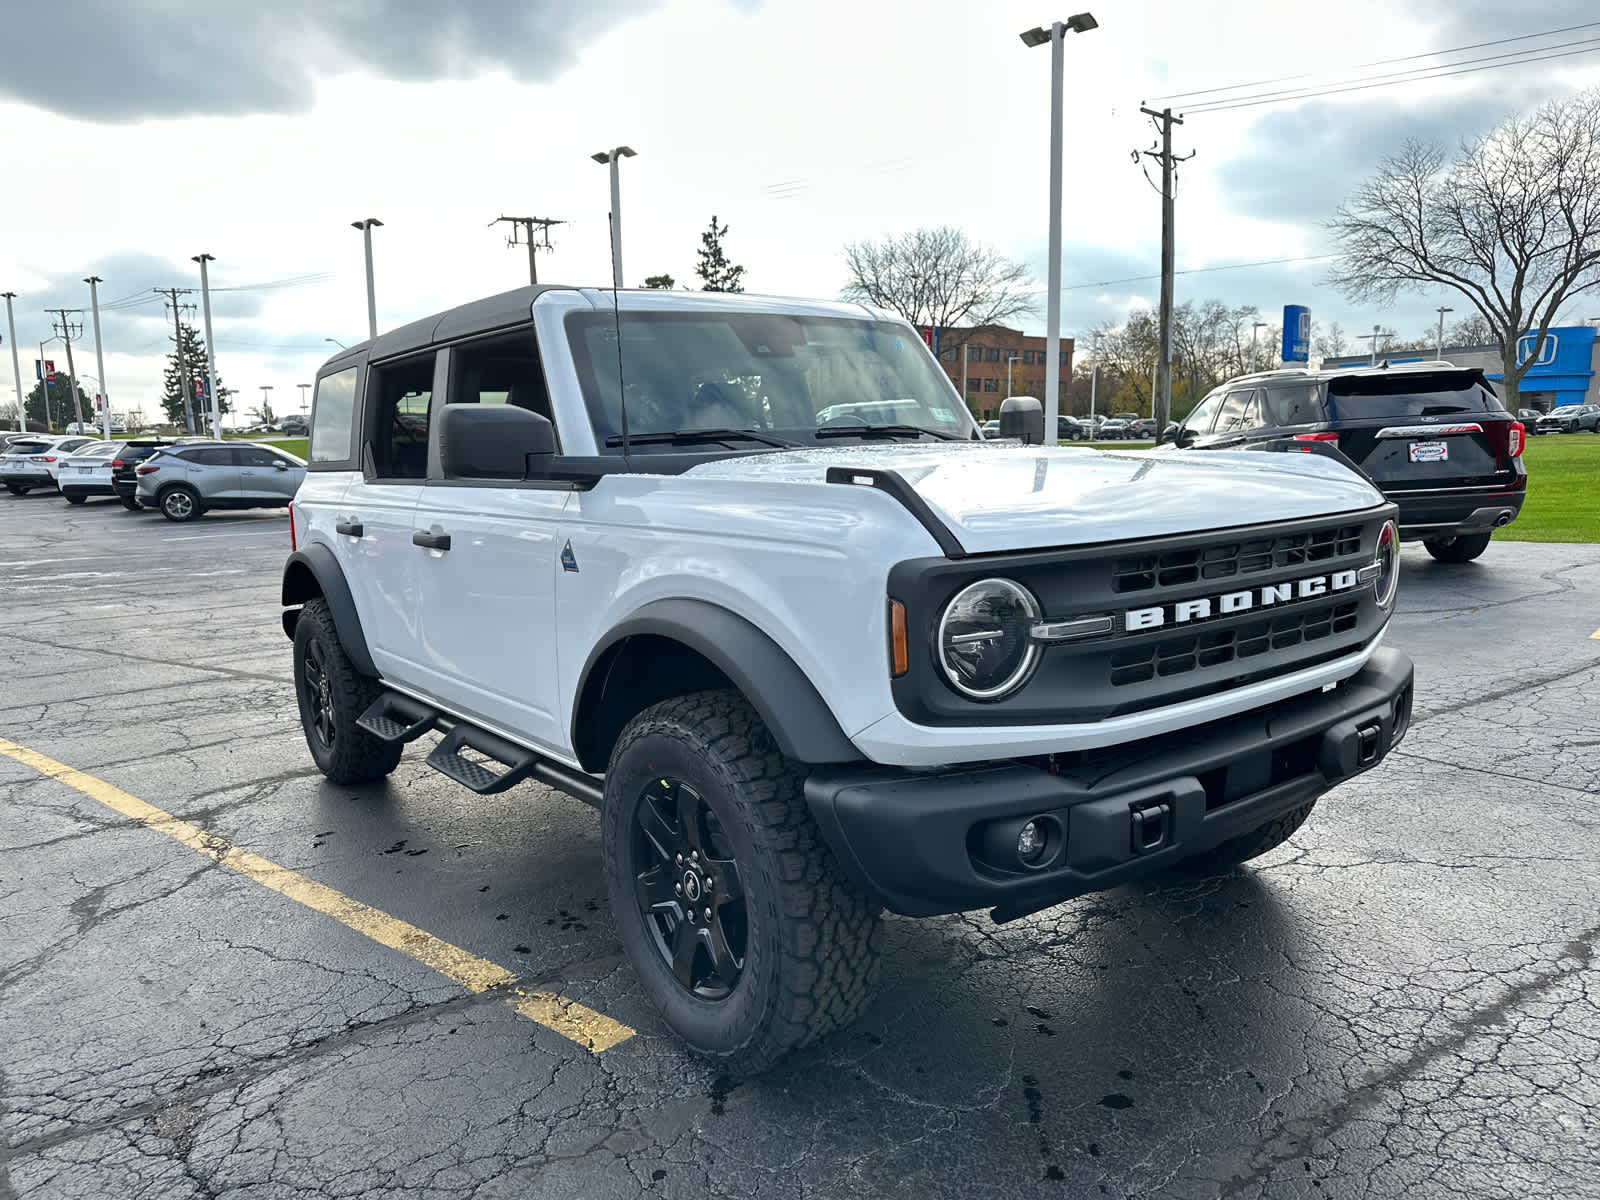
[1124,568,1362,632]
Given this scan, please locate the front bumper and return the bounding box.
[805,646,1413,920]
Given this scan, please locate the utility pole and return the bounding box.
[1139,106,1192,445]
[2,292,22,432]
[44,308,87,430]
[489,215,565,285]
[155,288,197,432]
[194,254,222,436]
[84,278,112,440]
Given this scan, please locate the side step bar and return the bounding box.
[356,691,603,806]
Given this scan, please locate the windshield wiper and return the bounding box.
[604,428,799,449]
[814,424,963,442]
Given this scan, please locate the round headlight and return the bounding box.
[1374,520,1399,608]
[937,578,1042,700]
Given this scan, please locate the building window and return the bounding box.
[983,378,998,393]
[1022,350,1035,365]
[984,347,1000,363]
[940,346,956,361]
[966,377,978,391]
[1060,351,1069,365]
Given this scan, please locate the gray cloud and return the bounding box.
[1213,82,1564,226]
[0,0,666,122]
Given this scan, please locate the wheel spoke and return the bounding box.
[637,792,680,865]
[670,919,701,988]
[675,783,705,854]
[635,863,679,916]
[702,915,742,991]
[704,855,742,904]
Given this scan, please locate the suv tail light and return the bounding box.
[1480,419,1524,460]
[136,465,159,476]
[1508,421,1524,457]
[289,501,297,551]
[1293,432,1340,442]
[31,454,57,462]
[111,459,125,468]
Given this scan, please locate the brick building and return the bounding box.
[933,325,1075,419]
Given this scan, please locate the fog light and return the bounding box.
[1017,820,1047,863]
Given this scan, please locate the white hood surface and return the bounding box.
[687,442,1386,555]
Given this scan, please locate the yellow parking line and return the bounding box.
[1591,627,1600,640]
[0,737,633,1053]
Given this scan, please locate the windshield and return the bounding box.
[566,310,975,454]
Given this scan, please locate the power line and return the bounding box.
[1035,253,1338,296]
[1151,19,1600,104]
[1186,39,1600,115]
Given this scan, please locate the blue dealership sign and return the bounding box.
[1282,305,1310,362]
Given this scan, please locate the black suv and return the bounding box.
[1173,365,1526,563]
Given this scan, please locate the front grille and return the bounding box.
[1112,524,1364,594]
[1109,601,1360,686]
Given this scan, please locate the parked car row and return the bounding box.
[0,433,306,521]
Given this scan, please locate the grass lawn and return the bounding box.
[1501,432,1599,544]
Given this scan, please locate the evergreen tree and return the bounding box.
[643,274,676,289]
[22,376,93,432]
[159,323,231,430]
[695,216,746,293]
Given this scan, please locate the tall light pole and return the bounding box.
[325,337,348,351]
[1250,320,1267,372]
[351,218,382,341]
[83,278,114,439]
[259,384,274,425]
[297,382,311,415]
[1021,14,1097,445]
[2,292,22,431]
[193,254,222,436]
[1434,305,1453,361]
[590,146,636,290]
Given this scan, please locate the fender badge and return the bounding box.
[561,541,579,573]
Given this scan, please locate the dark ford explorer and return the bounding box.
[1173,364,1526,563]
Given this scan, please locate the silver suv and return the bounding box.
[136,442,306,521]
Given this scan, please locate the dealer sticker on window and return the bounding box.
[1409,440,1448,463]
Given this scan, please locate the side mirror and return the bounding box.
[272,459,289,471]
[438,405,557,479]
[998,395,1045,445]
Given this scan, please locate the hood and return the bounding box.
[686,442,1386,554]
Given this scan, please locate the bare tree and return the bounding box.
[841,227,1034,349]
[1312,320,1349,360]
[1446,312,1494,345]
[1328,88,1600,404]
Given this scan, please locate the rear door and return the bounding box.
[1324,370,1514,489]
[181,446,243,501]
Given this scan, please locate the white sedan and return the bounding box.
[58,441,125,504]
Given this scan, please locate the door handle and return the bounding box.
[412,530,451,551]
[336,521,363,537]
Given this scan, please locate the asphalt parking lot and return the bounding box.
[2,492,1598,1200]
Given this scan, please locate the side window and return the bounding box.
[367,355,435,479]
[183,447,234,467]
[309,367,358,464]
[1181,392,1224,436]
[448,330,552,421]
[1214,388,1258,434]
[1262,384,1326,427]
[237,446,283,468]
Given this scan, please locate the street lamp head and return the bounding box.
[1065,11,1098,33]
[591,151,611,163]
[1019,25,1051,46]
[616,145,636,158]
[350,218,383,230]
[594,146,637,163]
[192,253,214,264]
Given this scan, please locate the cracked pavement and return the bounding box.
[2,494,1597,1199]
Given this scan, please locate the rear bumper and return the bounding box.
[61,482,117,497]
[805,646,1413,919]
[1390,485,1525,538]
[2,469,55,488]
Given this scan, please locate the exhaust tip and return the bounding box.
[1494,510,1513,527]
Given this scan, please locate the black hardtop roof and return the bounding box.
[322,284,566,370]
[1221,363,1494,390]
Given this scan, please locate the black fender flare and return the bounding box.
[280,544,379,678]
[573,598,862,769]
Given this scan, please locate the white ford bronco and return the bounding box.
[282,286,1413,1071]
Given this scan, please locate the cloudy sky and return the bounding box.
[3,0,1599,425]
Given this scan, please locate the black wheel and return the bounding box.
[64,493,86,505]
[292,598,402,784]
[1424,532,1492,563]
[602,690,882,1074]
[6,484,27,495]
[1168,800,1318,877]
[120,495,142,511]
[159,486,202,522]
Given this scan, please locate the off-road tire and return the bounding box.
[1424,532,1492,563]
[292,598,402,784]
[159,485,203,522]
[64,493,86,505]
[120,496,142,511]
[1168,799,1318,877]
[602,689,882,1074]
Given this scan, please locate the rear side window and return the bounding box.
[1327,372,1500,420]
[179,447,234,467]
[366,356,434,479]
[310,367,359,464]
[1262,384,1327,427]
